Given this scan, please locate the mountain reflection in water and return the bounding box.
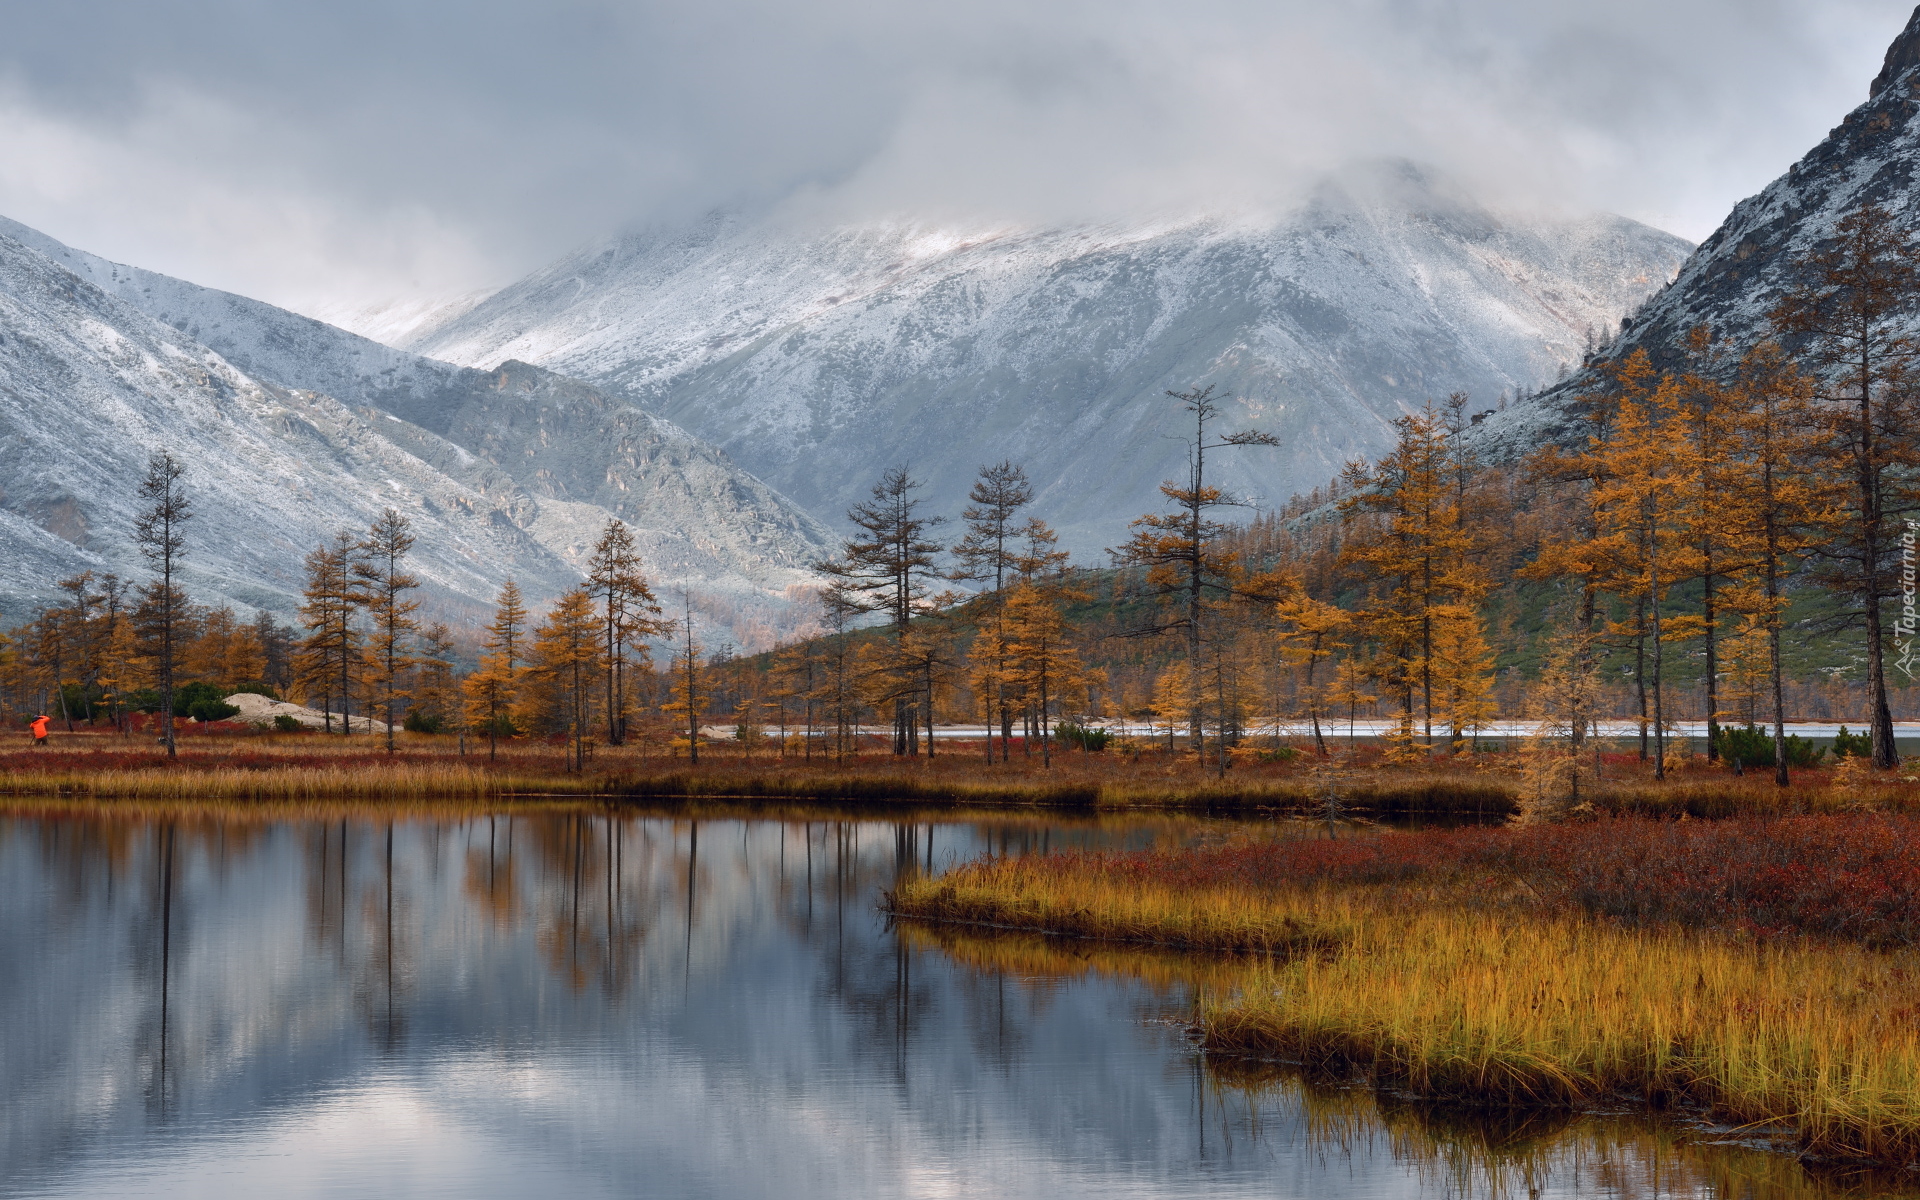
[0,811,1903,1199]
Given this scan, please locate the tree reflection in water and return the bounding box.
[0,808,1898,1200]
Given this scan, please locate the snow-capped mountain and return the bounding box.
[409,162,1691,551]
[1474,7,1920,459]
[304,289,499,348]
[0,219,834,643]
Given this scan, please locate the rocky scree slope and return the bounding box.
[409,162,1690,553]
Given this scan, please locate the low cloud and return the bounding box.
[0,0,1904,310]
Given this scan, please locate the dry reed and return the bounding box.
[892,842,1920,1165]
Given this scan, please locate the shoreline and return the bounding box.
[890,819,1920,1169]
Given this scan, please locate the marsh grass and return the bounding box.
[889,861,1353,955]
[0,764,600,801]
[4,729,1918,816]
[891,824,1920,1165]
[905,919,1902,1197]
[1207,905,1920,1163]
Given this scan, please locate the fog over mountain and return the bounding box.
[409,163,1691,551]
[0,1,1900,317]
[1474,7,1920,461]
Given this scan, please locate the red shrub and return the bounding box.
[1033,816,1920,946]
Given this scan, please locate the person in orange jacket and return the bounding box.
[30,714,49,746]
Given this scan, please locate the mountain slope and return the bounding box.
[0,221,834,642]
[0,228,576,621]
[0,217,835,641]
[1473,6,1920,459]
[410,162,1691,551]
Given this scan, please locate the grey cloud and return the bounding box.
[0,0,1907,310]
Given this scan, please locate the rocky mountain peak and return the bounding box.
[407,164,1689,553]
[1872,5,1920,98]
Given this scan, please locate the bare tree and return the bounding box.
[355,508,420,754]
[1116,386,1278,757]
[815,467,946,754]
[133,452,192,757]
[587,519,667,746]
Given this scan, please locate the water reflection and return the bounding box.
[0,810,1906,1199]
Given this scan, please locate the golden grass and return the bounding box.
[0,764,600,801]
[7,728,1920,816]
[901,917,1903,1196]
[890,859,1352,954]
[892,851,1920,1165]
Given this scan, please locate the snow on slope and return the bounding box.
[0,220,835,645]
[410,162,1691,552]
[0,228,579,622]
[304,289,498,347]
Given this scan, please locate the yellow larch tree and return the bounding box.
[463,579,526,760]
[1716,341,1839,784]
[1340,402,1489,760]
[1001,581,1093,768]
[519,588,602,772]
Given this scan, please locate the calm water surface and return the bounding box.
[0,810,1902,1199]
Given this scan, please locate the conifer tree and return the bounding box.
[815,467,946,754]
[296,532,363,734]
[1771,203,1920,769]
[1718,342,1835,784]
[99,608,145,731]
[587,519,667,746]
[662,598,705,763]
[410,622,459,735]
[1150,661,1192,752]
[50,571,108,727]
[525,588,600,771]
[463,579,526,760]
[1669,331,1744,760]
[252,609,294,696]
[1339,403,1486,758]
[814,588,863,762]
[1432,608,1498,751]
[1520,624,1603,822]
[952,461,1035,761]
[355,509,420,753]
[1117,385,1278,757]
[1586,359,1703,778]
[93,575,130,726]
[771,637,821,759]
[1273,595,1348,756]
[1525,360,1641,776]
[1002,582,1091,768]
[132,451,192,757]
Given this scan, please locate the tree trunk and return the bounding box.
[1703,560,1721,760]
[1634,597,1648,761]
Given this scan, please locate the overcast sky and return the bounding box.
[0,0,1908,315]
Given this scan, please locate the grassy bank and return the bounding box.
[902,925,1908,1200]
[890,817,1920,1165]
[6,730,1920,815]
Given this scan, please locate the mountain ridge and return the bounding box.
[408,162,1692,552]
[0,218,835,646]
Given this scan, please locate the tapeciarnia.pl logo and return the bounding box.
[1898,519,1920,681]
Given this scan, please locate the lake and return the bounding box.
[0,808,1898,1198]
